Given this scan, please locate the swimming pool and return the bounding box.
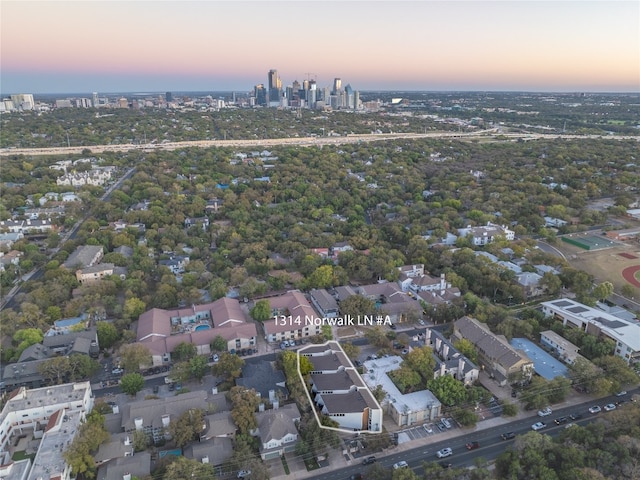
[194,324,211,331]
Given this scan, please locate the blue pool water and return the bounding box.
[194,324,211,331]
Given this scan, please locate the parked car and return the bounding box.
[589,405,602,414]
[436,447,453,458]
[111,368,123,375]
[362,456,377,465]
[237,470,251,478]
[537,407,552,417]
[390,324,397,330]
[441,418,452,429]
[531,422,547,431]
[393,461,409,470]
[465,441,480,450]
[212,354,219,362]
[418,319,425,326]
[501,431,516,440]
[554,416,568,425]
[615,391,627,397]
[422,423,433,434]
[603,403,616,411]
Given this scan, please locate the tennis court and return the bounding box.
[561,234,618,251]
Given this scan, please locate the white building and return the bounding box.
[541,299,640,365]
[457,223,515,246]
[0,382,94,480]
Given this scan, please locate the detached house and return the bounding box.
[253,403,301,460]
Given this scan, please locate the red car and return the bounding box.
[465,441,480,450]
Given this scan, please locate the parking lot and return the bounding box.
[396,418,457,444]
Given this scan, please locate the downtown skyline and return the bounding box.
[1,1,639,95]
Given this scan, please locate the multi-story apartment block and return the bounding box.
[541,299,640,365]
[0,382,93,480]
[457,223,515,246]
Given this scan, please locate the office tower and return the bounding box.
[354,90,360,110]
[344,84,354,109]
[166,91,173,102]
[268,69,282,104]
[332,78,342,95]
[10,94,34,110]
[92,92,99,107]
[308,81,317,107]
[254,84,267,106]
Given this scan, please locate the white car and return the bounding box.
[393,461,409,470]
[436,447,453,458]
[422,423,433,434]
[603,403,616,411]
[589,405,602,414]
[537,407,552,417]
[615,391,627,397]
[237,470,251,478]
[531,422,547,431]
[212,354,219,362]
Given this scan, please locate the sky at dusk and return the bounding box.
[1,1,639,94]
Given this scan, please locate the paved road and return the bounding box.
[1,131,638,157]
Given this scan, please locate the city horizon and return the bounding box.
[2,1,638,95]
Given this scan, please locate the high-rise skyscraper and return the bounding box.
[166,91,173,102]
[268,69,282,105]
[92,92,99,108]
[332,78,342,95]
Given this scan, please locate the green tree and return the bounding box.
[341,342,361,361]
[63,410,109,479]
[189,355,209,381]
[13,327,44,356]
[172,341,197,361]
[212,352,244,381]
[163,456,216,480]
[364,325,391,348]
[403,346,436,381]
[210,335,227,352]
[120,372,145,396]
[453,338,479,364]
[96,321,119,350]
[169,408,205,448]
[340,294,376,318]
[306,265,335,289]
[427,375,467,406]
[592,281,614,302]
[118,343,151,372]
[229,386,261,435]
[123,296,146,321]
[250,299,271,321]
[389,366,422,393]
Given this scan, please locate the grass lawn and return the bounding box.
[12,451,35,462]
[304,458,321,471]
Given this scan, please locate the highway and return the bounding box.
[1,131,638,157]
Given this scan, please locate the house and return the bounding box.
[457,223,515,246]
[184,437,233,467]
[236,360,288,402]
[424,329,479,386]
[120,391,208,444]
[540,330,582,365]
[0,219,56,234]
[75,263,127,284]
[158,254,189,274]
[184,217,210,230]
[254,403,301,460]
[309,289,339,318]
[0,250,22,272]
[200,409,236,442]
[452,316,534,386]
[94,432,134,466]
[541,299,640,365]
[136,298,258,365]
[300,342,383,433]
[362,356,441,427]
[330,242,353,257]
[63,245,104,269]
[263,291,322,343]
[96,452,151,480]
[516,272,544,297]
[205,198,224,214]
[0,382,94,480]
[358,283,422,324]
[0,232,24,249]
